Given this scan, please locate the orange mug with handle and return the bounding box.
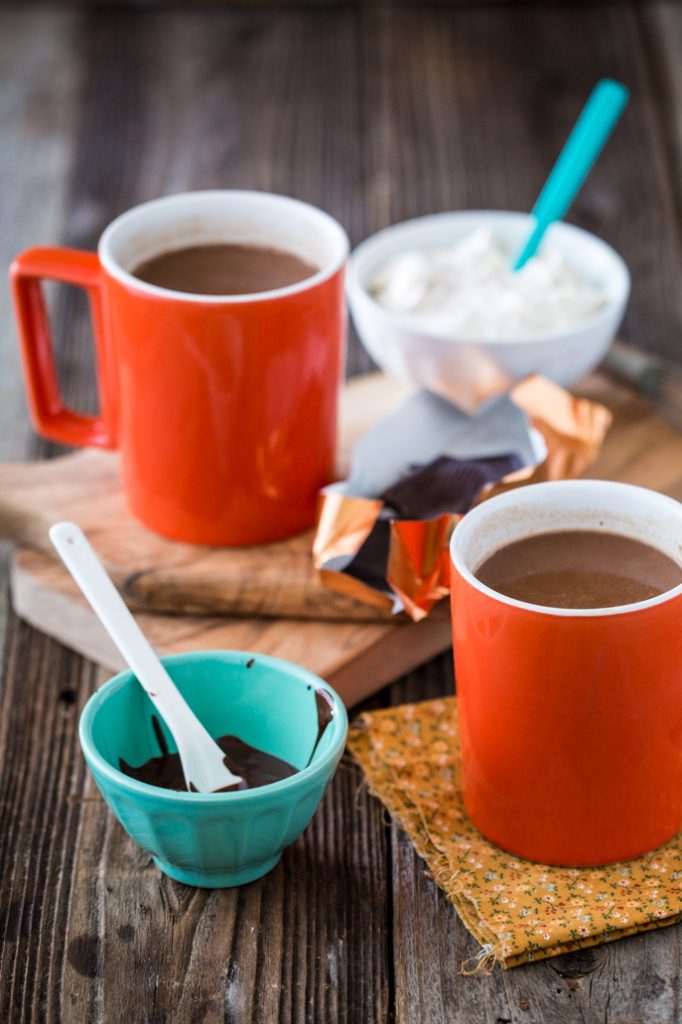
[10,191,348,545]
[450,480,682,866]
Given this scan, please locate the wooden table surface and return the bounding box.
[3,3,682,1022]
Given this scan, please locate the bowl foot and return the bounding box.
[152,852,282,888]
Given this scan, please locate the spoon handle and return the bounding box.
[49,522,241,791]
[513,79,629,270]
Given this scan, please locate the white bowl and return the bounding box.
[347,210,630,412]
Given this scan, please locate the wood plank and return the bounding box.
[0,623,390,1024]
[389,658,682,1024]
[364,1,682,366]
[9,545,452,708]
[376,4,682,1021]
[7,370,682,711]
[0,8,80,463]
[0,9,393,1022]
[0,619,97,1022]
[644,3,682,229]
[0,14,110,1024]
[2,3,682,1022]
[2,369,679,633]
[0,8,80,665]
[88,759,389,1024]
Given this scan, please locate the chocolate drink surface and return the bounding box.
[132,243,317,296]
[475,529,682,609]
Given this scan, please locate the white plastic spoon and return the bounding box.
[49,521,243,794]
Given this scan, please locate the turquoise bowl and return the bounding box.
[79,651,348,888]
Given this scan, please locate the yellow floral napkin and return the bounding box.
[348,697,682,971]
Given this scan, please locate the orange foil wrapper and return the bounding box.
[314,376,612,621]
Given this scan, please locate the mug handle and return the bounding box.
[10,247,118,449]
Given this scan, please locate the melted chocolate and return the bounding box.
[306,688,336,767]
[120,733,298,792]
[120,687,336,793]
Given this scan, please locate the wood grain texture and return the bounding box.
[7,369,682,707]
[376,4,682,1021]
[0,9,391,1023]
[0,626,390,1024]
[389,659,682,1024]
[5,370,675,631]
[646,3,682,238]
[0,9,79,464]
[9,545,452,707]
[0,374,408,622]
[0,8,81,672]
[84,757,389,1024]
[364,1,682,363]
[2,3,682,1023]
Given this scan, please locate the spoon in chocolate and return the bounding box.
[49,521,243,794]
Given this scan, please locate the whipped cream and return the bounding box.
[369,228,606,339]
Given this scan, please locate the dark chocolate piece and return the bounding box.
[381,453,523,518]
[337,453,523,605]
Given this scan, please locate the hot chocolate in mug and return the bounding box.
[10,191,348,545]
[450,480,682,866]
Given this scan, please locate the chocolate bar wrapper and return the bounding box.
[314,376,612,620]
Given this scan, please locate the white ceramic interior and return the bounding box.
[99,190,349,303]
[347,210,630,411]
[450,480,682,617]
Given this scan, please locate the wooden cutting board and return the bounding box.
[9,546,452,706]
[4,370,453,707]
[0,373,409,623]
[7,370,682,706]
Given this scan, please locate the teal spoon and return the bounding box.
[513,79,629,271]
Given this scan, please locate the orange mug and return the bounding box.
[450,480,682,866]
[10,191,348,545]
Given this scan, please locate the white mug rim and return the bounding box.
[450,479,682,618]
[98,189,349,304]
